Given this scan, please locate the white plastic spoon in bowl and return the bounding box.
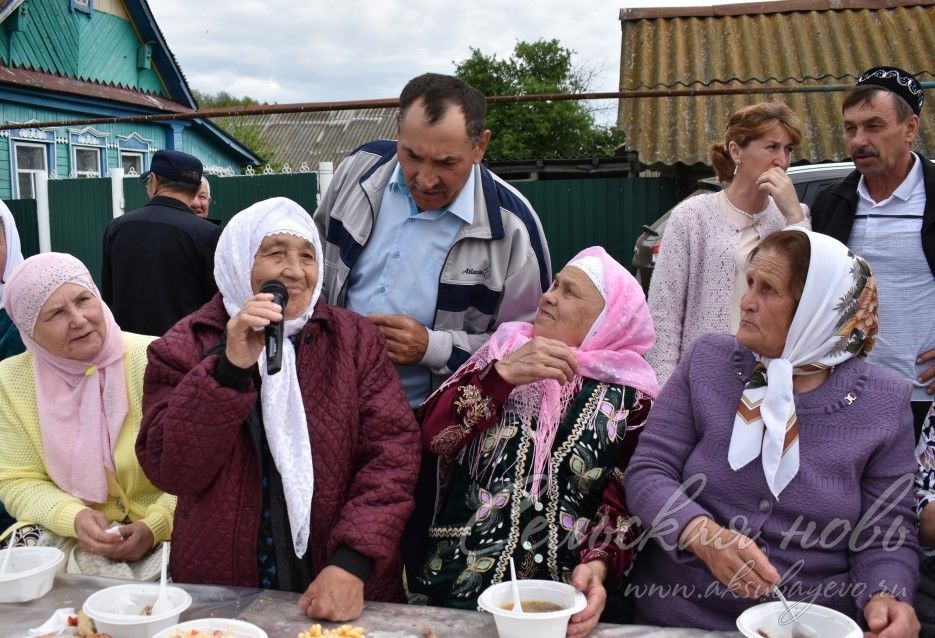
[149,542,172,615]
[0,529,17,574]
[508,556,523,614]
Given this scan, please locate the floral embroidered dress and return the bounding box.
[416,366,649,608]
[915,402,935,536]
[414,246,659,610]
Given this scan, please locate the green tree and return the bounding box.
[455,39,624,160]
[193,89,277,166]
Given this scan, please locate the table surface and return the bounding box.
[3,574,743,638]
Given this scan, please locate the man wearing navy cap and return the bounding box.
[102,149,221,335]
[812,66,933,434]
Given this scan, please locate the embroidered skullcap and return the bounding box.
[568,255,607,299]
[857,66,924,115]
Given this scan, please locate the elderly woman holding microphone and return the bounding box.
[137,198,419,621]
[626,229,920,636]
[0,253,173,578]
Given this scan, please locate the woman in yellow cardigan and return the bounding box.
[0,253,174,579]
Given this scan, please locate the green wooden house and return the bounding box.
[0,0,259,199]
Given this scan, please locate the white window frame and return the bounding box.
[73,145,102,178]
[70,0,92,14]
[13,141,50,200]
[120,151,144,176]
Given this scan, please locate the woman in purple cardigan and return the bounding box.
[625,228,920,636]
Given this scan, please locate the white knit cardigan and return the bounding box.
[646,191,810,385]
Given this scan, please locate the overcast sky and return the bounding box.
[151,1,767,111]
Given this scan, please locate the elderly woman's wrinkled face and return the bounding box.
[33,283,107,360]
[737,249,798,358]
[250,233,318,320]
[532,266,604,347]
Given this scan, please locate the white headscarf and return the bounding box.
[729,229,877,498]
[0,201,25,309]
[214,197,323,557]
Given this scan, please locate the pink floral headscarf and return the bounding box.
[446,246,658,499]
[3,253,127,505]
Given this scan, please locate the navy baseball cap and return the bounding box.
[140,150,203,185]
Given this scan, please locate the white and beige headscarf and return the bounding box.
[214,197,322,558]
[730,228,877,498]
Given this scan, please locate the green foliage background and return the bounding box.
[455,39,625,160]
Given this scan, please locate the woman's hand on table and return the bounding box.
[567,560,607,638]
[494,337,579,385]
[225,292,283,369]
[864,592,921,638]
[682,516,779,598]
[298,565,364,622]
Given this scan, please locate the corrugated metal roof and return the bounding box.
[617,1,935,167]
[244,108,398,169]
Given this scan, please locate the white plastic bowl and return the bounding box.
[0,545,64,602]
[736,600,862,638]
[153,618,269,638]
[83,583,192,638]
[477,579,587,638]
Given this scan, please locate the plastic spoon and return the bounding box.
[149,542,172,615]
[0,529,17,574]
[772,584,817,638]
[508,556,523,614]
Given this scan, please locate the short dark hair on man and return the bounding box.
[398,73,487,145]
[155,175,200,198]
[843,85,915,122]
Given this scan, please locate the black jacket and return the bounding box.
[811,153,935,280]
[102,196,221,336]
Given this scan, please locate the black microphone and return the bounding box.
[260,280,289,375]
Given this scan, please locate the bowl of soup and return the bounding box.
[736,600,862,638]
[477,579,586,638]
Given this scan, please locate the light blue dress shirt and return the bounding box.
[346,165,474,406]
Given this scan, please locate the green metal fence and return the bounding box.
[3,173,675,285]
[5,199,39,257]
[512,177,677,274]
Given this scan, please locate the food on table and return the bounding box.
[500,600,564,612]
[297,624,366,638]
[420,627,438,638]
[141,604,154,616]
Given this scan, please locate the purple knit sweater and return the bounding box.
[624,333,919,630]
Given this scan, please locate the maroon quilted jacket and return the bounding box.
[136,295,419,601]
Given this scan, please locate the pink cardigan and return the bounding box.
[646,191,809,385]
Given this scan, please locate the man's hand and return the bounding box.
[567,561,607,638]
[493,337,579,385]
[919,348,935,394]
[682,516,779,598]
[864,592,920,638]
[298,565,365,622]
[368,314,428,365]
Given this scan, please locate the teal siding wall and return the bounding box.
[180,129,248,172]
[0,2,165,95]
[0,106,244,198]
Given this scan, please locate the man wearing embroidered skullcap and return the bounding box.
[811,66,933,439]
[102,150,221,336]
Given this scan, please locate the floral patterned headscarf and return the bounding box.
[730,228,878,498]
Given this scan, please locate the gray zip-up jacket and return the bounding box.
[313,140,552,387]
